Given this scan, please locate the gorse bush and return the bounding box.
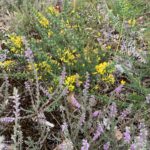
[0,0,150,149]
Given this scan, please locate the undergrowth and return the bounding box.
[0,0,150,149]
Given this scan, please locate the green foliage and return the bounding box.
[0,0,149,149]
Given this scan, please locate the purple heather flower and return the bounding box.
[81,139,90,150]
[61,122,68,132]
[120,106,131,120]
[25,48,33,60]
[0,117,15,123]
[71,95,81,109]
[92,110,101,117]
[114,85,123,94]
[79,113,85,126]
[130,144,136,150]
[62,87,69,96]
[109,102,117,118]
[93,124,104,141]
[39,86,52,99]
[124,127,131,144]
[103,142,110,150]
[139,123,148,144]
[24,81,31,93]
[89,95,97,107]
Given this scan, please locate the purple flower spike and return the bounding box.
[124,127,131,144]
[109,102,117,118]
[130,144,136,150]
[103,142,110,150]
[25,48,33,60]
[71,95,81,109]
[120,106,131,120]
[92,110,101,117]
[114,85,123,94]
[0,117,15,123]
[93,124,104,141]
[61,122,68,132]
[81,139,90,150]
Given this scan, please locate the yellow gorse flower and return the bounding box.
[38,61,51,73]
[27,63,38,71]
[95,62,110,75]
[65,74,78,91]
[102,74,115,84]
[10,35,22,48]
[48,30,53,37]
[0,60,15,70]
[106,45,111,50]
[128,19,136,26]
[37,13,49,28]
[47,6,59,16]
[60,49,78,65]
[121,80,126,85]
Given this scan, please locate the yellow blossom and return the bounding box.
[65,75,78,91]
[10,35,22,48]
[94,84,99,90]
[48,30,53,37]
[102,74,115,84]
[38,61,51,73]
[60,49,77,65]
[95,62,110,75]
[27,63,38,71]
[37,13,49,28]
[48,86,53,93]
[0,60,15,70]
[121,80,126,85]
[106,45,111,50]
[128,19,136,26]
[47,6,59,16]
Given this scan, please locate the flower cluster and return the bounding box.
[95,62,115,84]
[10,35,22,48]
[0,60,15,70]
[65,74,79,91]
[128,19,136,26]
[37,13,49,28]
[102,74,115,84]
[81,139,90,150]
[95,62,110,75]
[60,49,79,65]
[47,6,59,16]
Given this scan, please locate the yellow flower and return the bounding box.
[48,86,53,93]
[0,60,15,70]
[65,75,77,91]
[48,30,53,37]
[121,80,126,85]
[37,13,49,28]
[10,35,22,48]
[102,74,115,84]
[128,19,136,26]
[38,61,51,73]
[60,49,77,65]
[27,63,38,71]
[95,62,109,75]
[106,45,111,50]
[94,84,99,90]
[47,6,59,16]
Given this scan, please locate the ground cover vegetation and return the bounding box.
[0,0,150,149]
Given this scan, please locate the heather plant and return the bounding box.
[0,0,150,149]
